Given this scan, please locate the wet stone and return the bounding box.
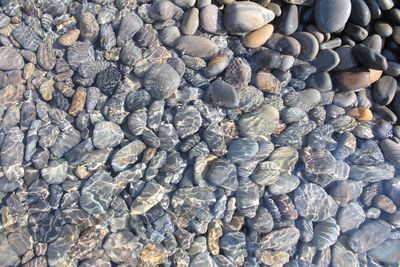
[174,105,202,139]
[338,202,366,232]
[219,232,247,266]
[79,172,114,215]
[348,220,391,253]
[67,42,95,70]
[294,183,338,222]
[238,104,279,138]
[95,66,121,96]
[312,217,340,250]
[92,121,124,149]
[103,231,140,263]
[207,158,238,192]
[260,226,300,251]
[0,46,24,70]
[144,63,180,99]
[111,140,146,172]
[12,24,41,51]
[208,79,239,109]
[131,181,165,215]
[227,138,258,164]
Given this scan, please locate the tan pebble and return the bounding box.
[347,107,373,121]
[55,81,75,97]
[256,249,290,267]
[75,165,91,179]
[369,69,383,84]
[140,244,168,266]
[207,219,223,255]
[244,24,274,48]
[39,79,54,101]
[104,47,121,61]
[0,24,16,37]
[58,29,80,46]
[255,71,282,94]
[23,63,35,80]
[69,87,86,116]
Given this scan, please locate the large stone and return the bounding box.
[347,220,391,253]
[238,104,279,138]
[315,0,352,33]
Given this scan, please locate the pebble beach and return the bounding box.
[0,0,400,266]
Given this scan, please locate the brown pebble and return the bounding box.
[255,71,282,94]
[75,165,91,179]
[23,63,35,80]
[58,29,80,46]
[347,107,373,121]
[69,87,86,116]
[244,24,274,48]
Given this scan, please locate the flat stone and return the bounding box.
[368,239,400,264]
[207,158,238,191]
[208,79,239,109]
[266,33,301,56]
[243,24,274,48]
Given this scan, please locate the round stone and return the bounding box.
[176,36,219,59]
[243,24,274,48]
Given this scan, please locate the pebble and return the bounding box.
[144,63,180,99]
[373,194,397,213]
[350,0,371,26]
[347,220,391,253]
[292,31,319,61]
[208,79,239,109]
[92,121,124,149]
[277,5,298,35]
[0,47,24,70]
[337,202,366,232]
[227,138,258,163]
[79,172,114,215]
[176,36,219,59]
[368,239,400,264]
[314,0,352,33]
[380,138,400,167]
[260,226,300,251]
[131,181,165,215]
[238,104,279,138]
[372,75,397,105]
[224,1,275,35]
[312,49,340,72]
[58,29,80,46]
[353,44,388,70]
[181,8,199,35]
[347,107,373,121]
[111,140,146,172]
[294,183,338,221]
[219,232,247,266]
[243,24,273,48]
[266,33,301,56]
[312,217,340,250]
[200,5,225,34]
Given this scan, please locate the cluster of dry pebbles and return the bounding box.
[1,0,400,266]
